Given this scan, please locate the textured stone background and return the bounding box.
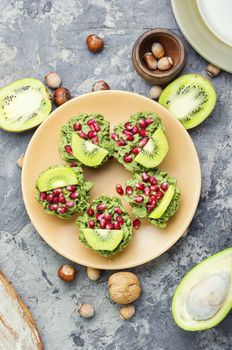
[0,0,232,349]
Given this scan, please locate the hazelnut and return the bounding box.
[157,56,173,71]
[108,272,141,305]
[78,304,95,318]
[86,267,101,281]
[119,304,135,320]
[92,80,110,91]
[151,42,165,59]
[149,85,163,100]
[206,64,221,77]
[58,264,77,282]
[143,52,158,70]
[17,154,24,169]
[86,34,104,53]
[54,87,71,106]
[44,71,61,89]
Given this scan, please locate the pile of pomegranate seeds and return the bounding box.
[111,117,154,163]
[39,185,80,215]
[86,202,127,230]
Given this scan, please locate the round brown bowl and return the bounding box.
[132,28,187,86]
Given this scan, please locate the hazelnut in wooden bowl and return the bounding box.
[132,28,187,85]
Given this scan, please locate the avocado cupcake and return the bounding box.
[35,165,93,218]
[123,170,180,228]
[59,113,113,167]
[77,195,133,257]
[111,111,169,172]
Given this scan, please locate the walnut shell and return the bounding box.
[108,272,141,304]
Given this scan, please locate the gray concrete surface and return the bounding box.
[0,0,232,349]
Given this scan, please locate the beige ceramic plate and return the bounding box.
[22,91,201,270]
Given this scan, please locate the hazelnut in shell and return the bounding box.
[54,87,71,106]
[45,71,61,89]
[206,64,221,77]
[151,42,165,59]
[108,272,141,305]
[58,264,77,282]
[149,85,163,100]
[92,80,110,91]
[86,34,104,53]
[86,267,101,281]
[143,52,158,70]
[78,304,95,318]
[17,154,24,169]
[119,304,135,320]
[157,56,173,71]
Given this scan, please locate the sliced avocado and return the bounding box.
[172,248,232,331]
[0,78,52,132]
[149,184,175,219]
[134,128,169,168]
[37,166,78,192]
[82,228,123,251]
[72,133,108,167]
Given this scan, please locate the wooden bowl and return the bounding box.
[132,28,187,85]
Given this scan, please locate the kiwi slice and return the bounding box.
[159,74,217,129]
[134,128,169,168]
[72,133,109,167]
[0,78,52,132]
[149,184,175,219]
[37,166,78,192]
[82,228,123,251]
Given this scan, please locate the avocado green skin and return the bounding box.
[0,78,52,133]
[159,73,217,130]
[172,247,232,331]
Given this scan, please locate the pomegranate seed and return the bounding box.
[73,122,82,131]
[104,213,112,222]
[88,130,96,138]
[156,191,164,200]
[125,134,134,142]
[150,176,157,185]
[151,185,160,192]
[161,182,169,191]
[70,161,78,167]
[88,220,95,228]
[126,186,133,195]
[52,196,59,203]
[93,122,100,132]
[132,147,141,155]
[117,139,126,147]
[136,182,145,191]
[79,130,87,139]
[139,118,147,128]
[100,219,106,229]
[124,154,133,163]
[92,136,99,144]
[87,207,94,216]
[97,203,106,211]
[114,207,122,214]
[143,186,151,196]
[124,122,133,131]
[40,192,47,201]
[145,117,154,125]
[123,129,133,136]
[65,201,75,208]
[58,194,66,203]
[89,123,96,131]
[139,137,148,147]
[114,221,121,230]
[134,195,144,203]
[57,207,67,215]
[142,172,150,182]
[65,145,72,154]
[132,126,139,134]
[53,188,62,195]
[49,204,58,211]
[87,118,96,126]
[116,216,124,224]
[111,133,119,141]
[47,194,54,202]
[66,185,76,192]
[133,219,141,230]
[96,213,104,221]
[147,203,156,212]
[106,223,114,229]
[149,195,157,204]
[116,184,124,195]
[70,191,79,199]
[139,129,148,137]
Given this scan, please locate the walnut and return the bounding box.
[108,272,141,304]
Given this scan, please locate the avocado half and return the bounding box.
[172,247,232,331]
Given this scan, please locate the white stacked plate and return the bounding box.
[172,0,232,72]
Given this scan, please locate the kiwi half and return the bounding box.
[149,184,175,219]
[82,229,123,251]
[159,74,217,129]
[0,78,52,132]
[134,128,169,168]
[37,166,78,192]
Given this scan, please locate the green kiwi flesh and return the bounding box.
[82,229,123,251]
[72,133,109,167]
[37,166,78,192]
[134,128,169,168]
[0,78,52,132]
[149,184,175,219]
[159,74,217,129]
